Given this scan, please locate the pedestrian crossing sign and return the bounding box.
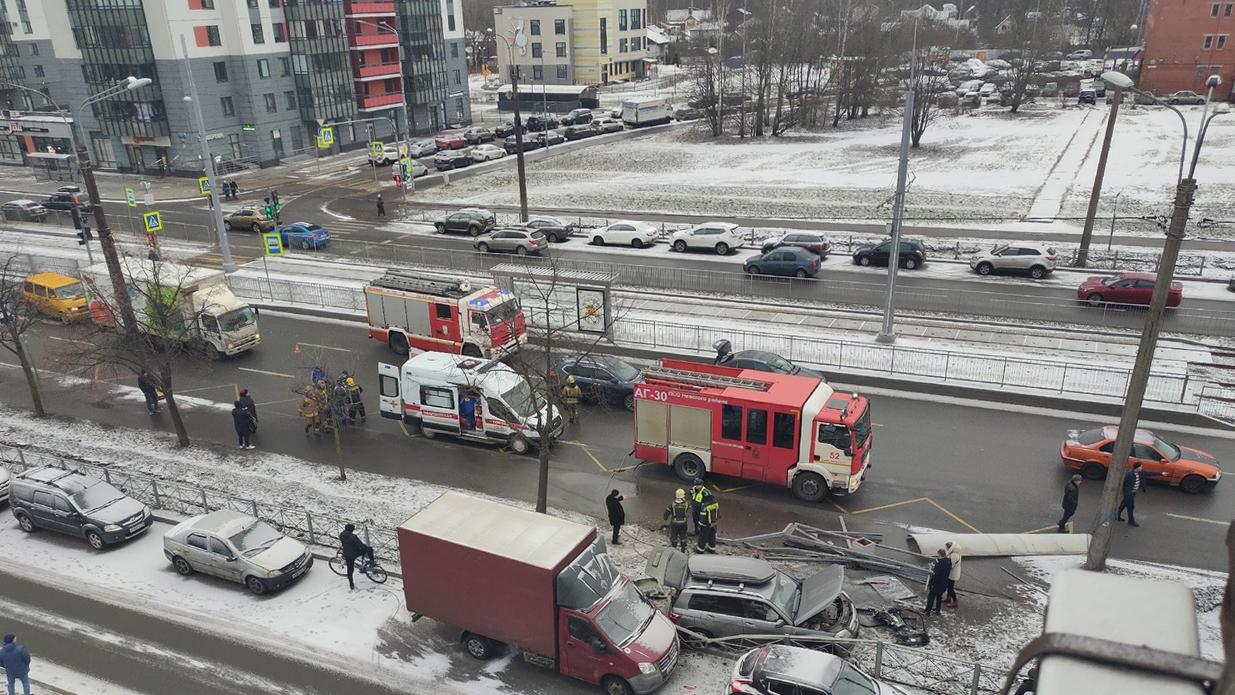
[143,211,163,233]
[198,177,211,196]
[125,187,137,208]
[262,232,285,257]
[316,127,334,149]
[370,140,384,157]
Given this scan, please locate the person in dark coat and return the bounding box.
[137,369,160,414]
[689,478,708,536]
[1057,474,1082,532]
[925,549,952,615]
[1,633,31,695]
[1013,666,1038,695]
[376,194,385,217]
[339,523,374,590]
[231,399,256,449]
[1118,462,1148,527]
[606,490,625,545]
[238,388,258,431]
[663,488,690,552]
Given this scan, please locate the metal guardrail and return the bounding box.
[0,444,399,563]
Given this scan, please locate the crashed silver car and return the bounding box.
[646,550,858,640]
[163,510,313,595]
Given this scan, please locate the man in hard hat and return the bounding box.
[561,374,582,424]
[663,488,690,552]
[689,478,709,536]
[696,492,719,554]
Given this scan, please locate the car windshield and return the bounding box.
[500,378,546,420]
[486,299,520,324]
[831,664,879,695]
[766,355,796,373]
[230,520,284,556]
[852,406,872,448]
[1076,428,1105,445]
[594,581,655,647]
[604,359,641,382]
[70,480,126,512]
[305,225,326,233]
[218,307,257,332]
[55,283,85,299]
[769,571,800,619]
[1153,436,1181,461]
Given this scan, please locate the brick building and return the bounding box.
[1141,0,1235,99]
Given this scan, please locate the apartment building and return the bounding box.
[0,0,469,175]
[1141,0,1235,98]
[493,0,646,86]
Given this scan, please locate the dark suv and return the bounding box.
[562,108,593,125]
[434,208,497,236]
[852,238,927,269]
[43,191,92,212]
[10,466,152,550]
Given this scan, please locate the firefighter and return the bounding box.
[298,390,323,434]
[696,492,719,554]
[561,375,582,424]
[663,488,690,553]
[345,377,366,424]
[689,478,709,536]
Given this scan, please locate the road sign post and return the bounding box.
[316,127,334,150]
[143,211,163,233]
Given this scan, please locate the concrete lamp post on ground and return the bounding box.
[1085,71,1229,572]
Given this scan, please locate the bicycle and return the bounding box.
[328,550,388,584]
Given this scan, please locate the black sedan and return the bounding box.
[434,150,473,171]
[503,135,543,154]
[524,215,575,243]
[852,239,927,269]
[495,121,518,138]
[534,131,565,147]
[551,354,643,411]
[714,340,826,380]
[564,125,597,141]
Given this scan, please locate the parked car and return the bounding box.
[434,209,496,236]
[1091,80,1106,98]
[593,118,624,133]
[1078,88,1097,104]
[56,185,81,194]
[224,208,275,233]
[969,243,1057,278]
[1134,90,1161,105]
[609,107,622,118]
[561,108,593,125]
[1,199,48,222]
[550,354,642,411]
[367,141,405,166]
[729,645,908,695]
[591,220,659,248]
[494,121,517,138]
[434,132,467,150]
[43,191,91,212]
[852,239,927,269]
[405,160,430,178]
[674,107,705,121]
[407,139,438,157]
[163,509,314,595]
[671,222,745,255]
[463,127,494,145]
[473,228,549,256]
[744,246,821,278]
[564,124,597,141]
[21,272,88,323]
[534,131,565,147]
[278,222,331,250]
[523,215,575,242]
[468,143,507,162]
[0,466,9,505]
[761,232,829,257]
[503,135,543,154]
[1167,90,1206,105]
[434,150,473,171]
[647,551,859,640]
[525,114,558,132]
[715,341,827,380]
[1060,426,1222,493]
[1066,49,1093,60]
[10,466,152,550]
[1076,271,1182,307]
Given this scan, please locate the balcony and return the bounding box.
[354,62,401,79]
[357,91,403,110]
[344,0,395,15]
[351,33,399,48]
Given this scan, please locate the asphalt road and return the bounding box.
[3,313,1230,572]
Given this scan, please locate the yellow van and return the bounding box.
[22,272,88,323]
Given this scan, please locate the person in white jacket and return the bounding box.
[945,541,963,609]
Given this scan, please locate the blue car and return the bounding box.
[279,222,331,250]
[744,246,821,277]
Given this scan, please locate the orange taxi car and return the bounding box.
[1060,426,1222,494]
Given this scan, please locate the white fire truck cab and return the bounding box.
[378,352,563,455]
[633,359,872,501]
[365,271,527,358]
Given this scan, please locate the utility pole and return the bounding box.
[180,34,235,273]
[877,39,916,344]
[1077,86,1123,267]
[491,27,530,222]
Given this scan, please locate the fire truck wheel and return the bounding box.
[792,472,828,503]
[388,332,410,356]
[672,453,705,481]
[510,434,531,455]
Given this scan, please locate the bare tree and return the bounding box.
[1005,0,1064,113]
[0,256,47,418]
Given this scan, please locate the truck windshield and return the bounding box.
[486,299,520,324]
[594,581,655,647]
[851,405,872,448]
[55,283,85,299]
[218,307,257,332]
[500,379,545,420]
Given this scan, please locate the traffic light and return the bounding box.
[263,196,273,220]
[76,226,93,246]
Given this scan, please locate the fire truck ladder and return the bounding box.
[642,366,772,391]
[371,272,471,298]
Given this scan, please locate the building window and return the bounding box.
[533,65,543,80]
[221,96,235,116]
[271,128,284,157]
[556,64,568,79]
[450,42,458,58]
[619,9,627,30]
[555,19,566,34]
[247,0,257,6]
[252,23,265,44]
[264,93,277,112]
[632,8,642,29]
[30,44,38,56]
[632,36,641,50]
[556,42,566,57]
[1204,34,1214,48]
[33,65,44,78]
[600,17,607,54]
[213,61,228,82]
[1227,4,1233,16]
[204,25,222,46]
[258,58,270,77]
[274,23,286,42]
[270,0,281,7]
[620,38,628,53]
[454,69,461,84]
[530,19,540,35]
[1220,35,1229,48]
[448,13,455,31]
[285,90,296,110]
[279,57,290,76]
[532,42,542,58]
[1214,3,1222,15]
[199,0,215,8]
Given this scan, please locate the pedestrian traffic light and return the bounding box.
[76,226,93,245]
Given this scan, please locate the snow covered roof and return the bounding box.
[665,8,711,22]
[645,25,669,45]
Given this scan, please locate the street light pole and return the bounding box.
[1107,190,1122,251]
[180,33,235,273]
[877,26,918,344]
[737,8,751,138]
[491,28,529,221]
[1077,85,1123,267]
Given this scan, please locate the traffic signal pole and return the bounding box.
[180,33,235,273]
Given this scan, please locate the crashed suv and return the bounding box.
[647,551,858,641]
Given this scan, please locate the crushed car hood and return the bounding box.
[794,565,844,626]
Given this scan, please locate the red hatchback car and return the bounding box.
[434,133,467,150]
[1076,272,1182,307]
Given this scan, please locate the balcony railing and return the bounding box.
[357,91,403,109]
[344,0,395,15]
[354,62,401,79]
[351,33,398,47]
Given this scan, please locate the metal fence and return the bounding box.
[0,444,399,563]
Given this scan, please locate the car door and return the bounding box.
[209,536,245,582]
[743,407,769,480]
[1132,442,1173,482]
[682,592,750,637]
[183,532,217,576]
[872,242,891,265]
[1133,279,1156,304]
[1106,279,1134,303]
[607,224,633,243]
[446,213,466,233]
[29,491,63,532]
[558,614,613,685]
[487,230,512,252]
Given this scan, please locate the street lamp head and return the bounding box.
[1100,71,1134,89]
[126,77,153,90]
[1206,74,1222,88]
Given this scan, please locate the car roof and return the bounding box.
[26,272,81,288]
[1118,271,1157,281]
[686,554,776,584]
[763,246,812,257]
[187,509,257,536]
[695,221,739,230]
[16,466,85,486]
[7,199,38,205]
[755,645,844,687]
[1096,425,1159,444]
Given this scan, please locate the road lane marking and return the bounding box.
[580,444,608,472]
[848,497,932,515]
[844,496,983,533]
[1165,512,1230,526]
[46,336,92,345]
[1023,525,1062,534]
[321,203,354,221]
[238,367,296,378]
[296,342,351,352]
[830,500,851,514]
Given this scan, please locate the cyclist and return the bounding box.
[338,523,375,591]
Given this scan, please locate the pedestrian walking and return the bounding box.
[231,180,240,199]
[561,375,581,424]
[696,493,719,553]
[298,390,323,434]
[137,369,160,414]
[232,399,257,449]
[238,388,258,432]
[1057,474,1081,533]
[376,194,385,218]
[1013,667,1038,695]
[944,541,963,609]
[1,633,31,695]
[331,381,351,426]
[925,548,952,615]
[338,523,375,591]
[1118,462,1148,527]
[689,479,708,536]
[663,488,690,552]
[605,490,625,545]
[345,377,366,423]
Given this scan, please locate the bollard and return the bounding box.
[251,499,259,518]
[306,512,316,545]
[152,479,162,509]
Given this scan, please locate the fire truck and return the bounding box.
[364,271,527,358]
[632,359,873,502]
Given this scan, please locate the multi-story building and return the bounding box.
[441,0,472,124]
[1140,0,1235,99]
[493,0,646,86]
[0,0,469,175]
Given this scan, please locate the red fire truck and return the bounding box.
[364,271,527,358]
[633,359,872,502]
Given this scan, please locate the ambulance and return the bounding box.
[378,352,563,455]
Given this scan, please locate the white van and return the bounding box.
[378,353,562,454]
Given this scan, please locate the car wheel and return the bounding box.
[715,242,729,255]
[623,393,635,411]
[630,238,644,249]
[673,240,687,253]
[904,257,918,270]
[299,240,311,250]
[976,262,994,276]
[592,235,604,246]
[469,225,482,237]
[15,511,34,533]
[509,434,531,455]
[245,576,268,595]
[601,676,634,695]
[421,424,437,439]
[85,530,105,550]
[672,453,704,481]
[1180,474,1208,494]
[1086,293,1105,306]
[1080,462,1106,480]
[516,245,529,256]
[547,232,561,243]
[435,223,446,233]
[464,633,495,660]
[795,268,809,278]
[792,472,828,503]
[173,556,194,576]
[858,255,871,266]
[224,220,233,231]
[1029,265,1047,279]
[747,265,760,275]
[476,242,490,253]
[388,332,410,356]
[251,223,261,233]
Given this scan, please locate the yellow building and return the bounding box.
[494,0,648,85]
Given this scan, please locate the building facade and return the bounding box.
[440,0,472,124]
[493,0,646,86]
[1140,0,1235,99]
[0,0,469,175]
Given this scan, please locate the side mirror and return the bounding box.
[225,555,238,562]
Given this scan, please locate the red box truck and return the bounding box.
[397,492,679,695]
